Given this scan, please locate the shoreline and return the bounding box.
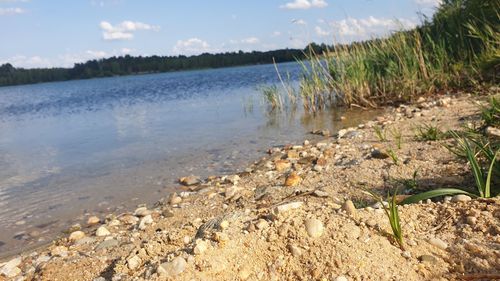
[1,92,499,280]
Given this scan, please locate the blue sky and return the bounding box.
[0,0,441,68]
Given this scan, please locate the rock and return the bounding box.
[338,129,348,138]
[162,209,175,217]
[224,175,240,185]
[284,172,302,187]
[220,220,230,230]
[342,200,357,217]
[303,140,310,146]
[273,201,303,215]
[193,239,209,255]
[304,218,324,238]
[87,216,100,225]
[93,277,106,281]
[428,237,448,250]
[75,237,96,245]
[466,216,477,225]
[287,150,300,160]
[157,256,187,277]
[69,230,86,242]
[255,219,269,230]
[451,195,471,203]
[50,245,68,257]
[213,232,229,243]
[108,219,121,227]
[486,126,500,138]
[127,255,142,270]
[313,190,329,198]
[316,157,327,166]
[275,160,291,172]
[139,215,153,230]
[419,255,437,263]
[170,196,182,205]
[401,251,412,259]
[95,239,119,250]
[371,149,389,159]
[0,257,22,277]
[133,207,151,217]
[321,129,330,137]
[96,226,111,237]
[120,214,139,225]
[335,276,348,281]
[179,175,201,186]
[287,244,302,257]
[313,165,323,172]
[225,186,242,200]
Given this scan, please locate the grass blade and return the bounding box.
[485,149,499,198]
[400,188,476,205]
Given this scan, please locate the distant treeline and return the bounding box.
[0,43,330,87]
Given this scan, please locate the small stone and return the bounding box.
[96,226,111,237]
[0,257,22,277]
[313,190,329,198]
[402,251,412,259]
[127,255,142,270]
[313,165,323,172]
[133,207,151,217]
[335,276,348,281]
[108,219,121,227]
[303,140,310,146]
[466,216,477,225]
[95,239,119,250]
[321,129,330,137]
[486,126,500,138]
[287,150,300,160]
[50,246,68,257]
[138,215,153,230]
[273,201,303,215]
[419,255,437,263]
[162,209,175,217]
[220,220,230,230]
[304,218,324,238]
[170,196,182,205]
[255,219,269,230]
[69,230,85,242]
[120,214,139,225]
[179,175,201,186]
[284,172,302,187]
[87,216,100,225]
[275,160,291,172]
[428,237,448,250]
[342,200,357,217]
[157,256,187,277]
[93,277,106,281]
[213,232,229,243]
[371,149,389,159]
[338,129,347,138]
[193,239,209,255]
[451,195,471,203]
[287,244,302,257]
[224,175,240,185]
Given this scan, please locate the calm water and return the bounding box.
[0,62,378,257]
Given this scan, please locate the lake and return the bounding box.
[0,62,378,257]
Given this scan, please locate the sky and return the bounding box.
[0,0,442,69]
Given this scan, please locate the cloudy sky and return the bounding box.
[0,0,441,68]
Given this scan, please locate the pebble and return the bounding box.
[275,160,291,172]
[108,219,121,227]
[451,195,471,203]
[69,230,86,242]
[401,251,412,259]
[273,201,303,215]
[304,218,324,238]
[120,214,139,225]
[96,226,111,237]
[0,257,22,277]
[87,216,100,225]
[418,255,437,263]
[170,196,182,205]
[193,239,209,255]
[127,255,142,270]
[313,190,329,198]
[486,126,500,138]
[287,244,302,257]
[224,174,240,185]
[256,219,269,230]
[287,150,300,160]
[284,172,302,187]
[213,232,229,243]
[428,237,448,250]
[162,209,175,217]
[95,239,119,250]
[335,276,348,281]
[342,200,357,217]
[139,215,153,230]
[313,165,323,172]
[179,175,201,186]
[93,277,106,281]
[157,256,187,277]
[220,220,230,230]
[50,245,68,257]
[133,207,151,217]
[466,216,477,225]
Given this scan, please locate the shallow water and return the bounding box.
[0,62,380,257]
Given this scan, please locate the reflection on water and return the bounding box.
[0,62,380,257]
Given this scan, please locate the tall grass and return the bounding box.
[288,0,499,111]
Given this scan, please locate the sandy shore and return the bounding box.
[1,93,499,281]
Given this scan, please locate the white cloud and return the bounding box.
[100,20,160,41]
[327,16,417,40]
[292,19,307,25]
[240,37,260,44]
[315,26,329,37]
[272,31,282,37]
[281,0,327,10]
[121,48,133,54]
[0,55,51,68]
[173,38,212,55]
[0,7,25,15]
[85,50,107,58]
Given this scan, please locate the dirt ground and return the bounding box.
[1,93,499,281]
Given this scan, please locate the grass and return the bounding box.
[387,148,399,165]
[374,125,388,142]
[415,124,448,141]
[264,0,499,112]
[390,128,403,149]
[364,188,405,250]
[480,96,500,127]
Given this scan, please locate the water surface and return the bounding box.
[0,62,379,257]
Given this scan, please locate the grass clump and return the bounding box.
[415,124,448,141]
[387,148,399,165]
[480,96,500,127]
[390,128,403,149]
[374,125,388,142]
